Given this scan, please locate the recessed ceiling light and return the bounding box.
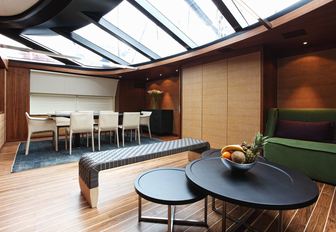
[176,69,178,72]
[146,77,149,81]
[159,74,162,76]
[303,41,308,45]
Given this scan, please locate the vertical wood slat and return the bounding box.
[202,59,228,148]
[182,65,202,139]
[227,52,261,144]
[6,67,30,142]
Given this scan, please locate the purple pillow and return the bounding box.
[275,120,333,142]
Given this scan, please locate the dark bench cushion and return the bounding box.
[79,138,210,189]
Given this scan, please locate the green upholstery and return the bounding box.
[264,108,336,185]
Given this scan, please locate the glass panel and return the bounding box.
[103,1,186,58]
[0,34,63,65]
[222,0,301,27]
[22,31,115,68]
[146,0,235,46]
[74,24,150,64]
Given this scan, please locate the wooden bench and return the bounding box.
[78,138,210,207]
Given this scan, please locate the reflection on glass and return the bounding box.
[0,34,63,65]
[103,1,186,58]
[74,24,150,64]
[22,32,114,68]
[146,0,235,46]
[222,0,301,27]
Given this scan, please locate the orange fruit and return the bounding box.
[222,151,232,160]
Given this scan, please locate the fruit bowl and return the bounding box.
[221,158,256,173]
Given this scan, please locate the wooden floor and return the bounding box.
[0,141,335,232]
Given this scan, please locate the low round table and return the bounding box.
[134,168,208,232]
[185,156,319,232]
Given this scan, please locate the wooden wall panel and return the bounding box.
[115,79,145,112]
[146,76,180,136]
[182,65,202,139]
[202,59,228,148]
[227,52,261,144]
[6,67,30,142]
[0,114,4,148]
[278,48,336,108]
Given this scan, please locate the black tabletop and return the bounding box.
[134,168,205,205]
[185,157,319,210]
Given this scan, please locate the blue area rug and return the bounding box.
[12,136,161,173]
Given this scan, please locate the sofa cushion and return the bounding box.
[267,137,336,154]
[275,120,333,142]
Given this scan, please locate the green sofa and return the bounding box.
[264,108,336,185]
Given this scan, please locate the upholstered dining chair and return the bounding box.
[68,111,94,155]
[140,111,152,138]
[119,112,140,147]
[25,112,58,155]
[96,111,119,150]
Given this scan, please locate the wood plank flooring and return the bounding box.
[0,141,335,232]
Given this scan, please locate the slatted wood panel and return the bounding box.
[202,59,228,148]
[182,65,202,139]
[0,141,335,231]
[227,52,261,144]
[278,48,336,108]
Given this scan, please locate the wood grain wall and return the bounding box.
[146,76,180,136]
[6,67,30,142]
[0,68,6,148]
[182,52,261,148]
[278,48,336,108]
[115,79,145,112]
[0,114,4,148]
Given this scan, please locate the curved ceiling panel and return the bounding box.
[0,0,40,16]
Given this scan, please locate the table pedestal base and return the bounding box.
[138,196,208,232]
[211,198,283,232]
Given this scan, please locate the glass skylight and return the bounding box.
[222,0,301,27]
[74,24,150,65]
[103,1,186,58]
[22,31,115,68]
[0,34,63,65]
[146,0,235,46]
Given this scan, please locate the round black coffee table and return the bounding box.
[134,168,208,232]
[185,157,319,232]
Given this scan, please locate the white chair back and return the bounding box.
[123,112,140,129]
[140,111,152,125]
[99,111,119,130]
[70,112,94,133]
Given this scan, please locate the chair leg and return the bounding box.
[122,129,125,147]
[65,129,68,151]
[86,133,89,147]
[116,129,119,148]
[98,130,101,151]
[148,124,152,138]
[91,130,95,152]
[109,131,112,144]
[25,131,32,155]
[130,130,132,142]
[54,129,58,152]
[69,132,73,155]
[137,127,141,145]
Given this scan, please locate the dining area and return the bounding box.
[24,111,153,155]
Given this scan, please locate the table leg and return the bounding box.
[138,196,142,222]
[204,196,208,225]
[278,210,283,232]
[168,205,175,232]
[74,134,81,147]
[222,201,226,232]
[212,197,216,211]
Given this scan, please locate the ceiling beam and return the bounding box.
[52,28,130,65]
[211,0,243,31]
[81,12,160,60]
[128,0,197,50]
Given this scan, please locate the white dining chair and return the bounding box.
[55,111,71,150]
[119,112,140,147]
[96,111,119,150]
[140,111,152,138]
[25,112,58,155]
[68,111,94,155]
